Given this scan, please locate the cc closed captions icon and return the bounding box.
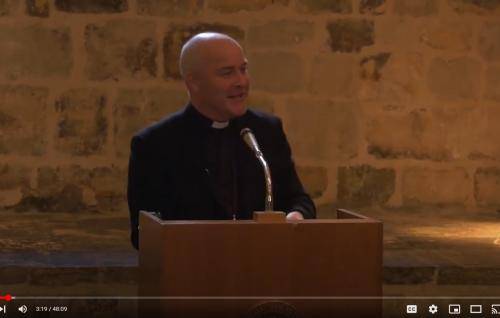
[406,305,417,314]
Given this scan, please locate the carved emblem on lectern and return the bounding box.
[246,301,298,318]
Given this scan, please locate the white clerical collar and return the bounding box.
[211,121,229,129]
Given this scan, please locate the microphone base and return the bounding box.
[253,211,286,223]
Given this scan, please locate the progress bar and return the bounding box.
[7,296,500,300]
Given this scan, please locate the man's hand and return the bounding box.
[286,211,304,220]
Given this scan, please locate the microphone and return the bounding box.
[240,128,262,155]
[240,128,273,211]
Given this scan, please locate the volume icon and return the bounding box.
[18,305,27,314]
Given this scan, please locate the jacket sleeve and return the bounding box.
[128,131,178,249]
[127,134,153,250]
[272,118,316,219]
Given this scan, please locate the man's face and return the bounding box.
[188,40,250,122]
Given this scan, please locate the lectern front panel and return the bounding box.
[139,212,382,317]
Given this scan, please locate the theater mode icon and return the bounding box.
[470,305,482,314]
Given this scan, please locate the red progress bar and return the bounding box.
[0,295,12,302]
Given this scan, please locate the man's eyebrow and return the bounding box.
[217,62,248,72]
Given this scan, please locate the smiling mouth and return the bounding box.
[227,92,247,99]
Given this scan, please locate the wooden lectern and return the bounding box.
[139,210,382,318]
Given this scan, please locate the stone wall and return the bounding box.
[1,0,499,214]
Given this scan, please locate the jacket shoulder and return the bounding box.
[245,108,282,128]
[134,107,187,142]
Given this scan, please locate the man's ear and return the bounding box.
[185,73,200,93]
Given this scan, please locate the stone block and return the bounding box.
[438,267,500,285]
[296,166,328,199]
[315,203,336,219]
[36,166,65,197]
[384,266,435,284]
[309,54,358,98]
[0,25,71,80]
[85,20,157,81]
[337,165,395,207]
[163,23,244,79]
[466,104,500,160]
[0,0,19,16]
[374,17,422,50]
[479,22,500,62]
[0,164,30,206]
[89,166,126,211]
[0,267,28,284]
[282,98,358,161]
[360,52,390,81]
[55,88,107,156]
[485,66,500,101]
[0,189,24,207]
[0,85,48,155]
[359,52,424,102]
[420,19,473,51]
[247,20,314,48]
[113,88,188,158]
[55,0,128,13]
[393,0,438,16]
[0,164,30,190]
[208,0,288,13]
[327,19,374,53]
[365,104,477,161]
[24,168,86,212]
[359,0,386,15]
[474,168,500,207]
[247,95,275,114]
[448,0,500,14]
[427,57,481,100]
[250,51,304,93]
[26,0,49,17]
[296,0,352,13]
[15,165,126,212]
[30,268,100,286]
[402,167,470,206]
[100,267,137,284]
[137,0,202,16]
[71,300,119,315]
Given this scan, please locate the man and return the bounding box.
[127,32,315,249]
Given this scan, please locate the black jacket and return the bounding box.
[127,104,316,249]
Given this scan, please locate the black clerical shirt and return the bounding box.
[199,111,238,219]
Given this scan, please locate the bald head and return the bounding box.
[179,32,242,78]
[179,32,250,122]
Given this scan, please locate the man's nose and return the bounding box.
[234,69,249,86]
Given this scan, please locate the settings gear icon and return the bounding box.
[428,304,438,314]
